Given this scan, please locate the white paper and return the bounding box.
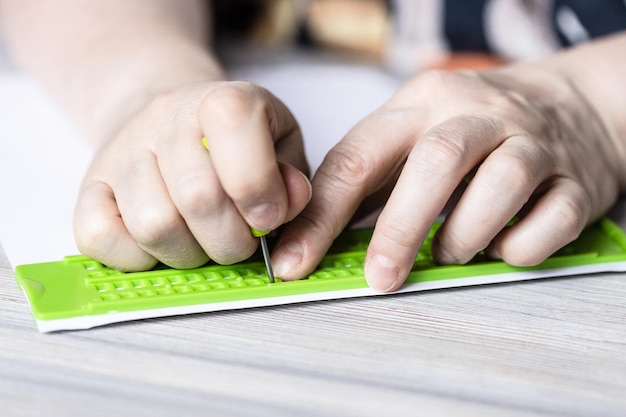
[0,75,91,266]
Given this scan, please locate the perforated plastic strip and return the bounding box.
[15,219,626,332]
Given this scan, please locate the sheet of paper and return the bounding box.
[0,60,403,267]
[0,75,92,266]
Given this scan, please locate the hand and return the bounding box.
[74,81,311,271]
[273,67,623,291]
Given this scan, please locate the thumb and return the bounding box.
[278,161,312,223]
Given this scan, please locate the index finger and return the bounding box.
[198,82,303,233]
[364,116,505,291]
[271,108,416,280]
[273,113,505,291]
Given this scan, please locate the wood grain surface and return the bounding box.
[2,202,626,417]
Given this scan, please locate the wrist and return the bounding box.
[484,45,626,194]
[543,36,626,192]
[76,43,226,145]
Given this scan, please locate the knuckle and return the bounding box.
[75,218,115,256]
[175,175,226,218]
[410,69,456,91]
[500,248,542,267]
[499,189,589,267]
[437,228,483,263]
[224,173,272,204]
[210,242,257,265]
[147,90,178,110]
[400,70,453,102]
[404,69,478,100]
[498,236,555,266]
[376,216,421,252]
[484,89,524,113]
[140,93,179,127]
[129,206,182,248]
[295,207,338,245]
[318,143,374,190]
[201,82,261,126]
[414,130,467,173]
[548,192,589,234]
[484,152,537,191]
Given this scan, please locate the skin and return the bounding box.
[273,33,626,291]
[2,1,625,291]
[0,0,312,271]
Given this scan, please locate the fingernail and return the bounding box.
[365,254,401,292]
[246,202,279,231]
[273,241,303,279]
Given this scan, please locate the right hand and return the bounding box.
[73,81,312,271]
[272,66,624,292]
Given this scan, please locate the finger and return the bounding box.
[198,82,300,233]
[274,117,310,178]
[74,180,157,271]
[486,176,590,265]
[110,150,210,269]
[272,109,414,280]
[278,162,312,222]
[365,116,506,292]
[157,128,258,265]
[431,135,553,265]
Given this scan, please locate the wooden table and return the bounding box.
[2,202,625,417]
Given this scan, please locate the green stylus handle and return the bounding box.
[250,228,269,237]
